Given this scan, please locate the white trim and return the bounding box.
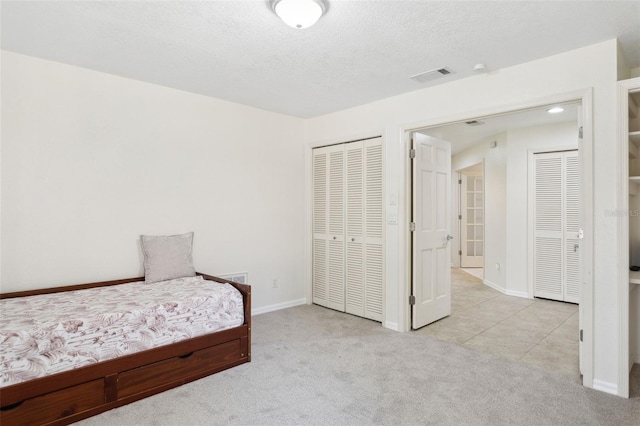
[400,89,594,388]
[307,130,386,149]
[506,289,530,299]
[592,379,618,396]
[252,298,307,316]
[401,130,412,332]
[483,279,506,294]
[384,321,399,331]
[481,279,529,299]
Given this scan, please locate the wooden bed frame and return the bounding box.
[0,272,251,426]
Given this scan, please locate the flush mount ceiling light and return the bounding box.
[271,0,327,29]
[547,106,565,114]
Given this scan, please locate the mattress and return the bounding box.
[0,275,244,388]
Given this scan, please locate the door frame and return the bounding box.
[400,89,594,388]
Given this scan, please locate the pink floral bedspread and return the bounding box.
[0,276,244,387]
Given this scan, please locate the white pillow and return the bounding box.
[141,232,196,284]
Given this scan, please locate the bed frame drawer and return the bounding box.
[0,379,104,425]
[117,339,242,398]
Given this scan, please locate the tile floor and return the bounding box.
[416,268,580,382]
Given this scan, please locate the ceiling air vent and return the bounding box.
[465,120,485,126]
[409,67,454,83]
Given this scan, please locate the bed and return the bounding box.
[0,272,251,426]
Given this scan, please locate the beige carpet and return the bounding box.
[76,304,640,425]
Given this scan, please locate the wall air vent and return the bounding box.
[218,272,248,284]
[409,67,454,83]
[465,120,486,126]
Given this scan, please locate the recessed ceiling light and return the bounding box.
[547,106,564,114]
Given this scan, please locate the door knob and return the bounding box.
[446,234,454,241]
[351,238,355,242]
[333,236,337,240]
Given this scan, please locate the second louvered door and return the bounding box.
[345,139,383,321]
[312,138,383,321]
[533,150,579,303]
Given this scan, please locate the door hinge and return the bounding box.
[580,329,583,342]
[458,179,462,185]
[458,214,462,220]
[410,222,416,232]
[459,250,462,256]
[578,228,584,240]
[578,126,583,139]
[409,295,416,305]
[409,148,416,159]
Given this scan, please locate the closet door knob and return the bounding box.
[332,236,337,240]
[351,238,355,242]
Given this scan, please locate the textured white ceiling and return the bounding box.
[2,1,639,118]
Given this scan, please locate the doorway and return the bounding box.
[458,163,485,273]
[408,99,588,384]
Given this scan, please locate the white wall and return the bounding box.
[449,122,576,297]
[306,40,620,391]
[1,51,306,313]
[506,121,578,296]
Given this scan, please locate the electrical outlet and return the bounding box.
[272,279,278,288]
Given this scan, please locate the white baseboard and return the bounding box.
[483,279,507,294]
[592,379,619,396]
[505,289,530,298]
[384,321,399,331]
[482,279,530,299]
[252,298,307,316]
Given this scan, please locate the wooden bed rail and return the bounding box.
[0,273,251,426]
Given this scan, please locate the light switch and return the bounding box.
[388,211,398,224]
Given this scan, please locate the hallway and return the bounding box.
[416,268,580,381]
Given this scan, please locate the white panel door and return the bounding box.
[533,150,580,303]
[412,133,451,329]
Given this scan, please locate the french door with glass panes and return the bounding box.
[460,174,484,267]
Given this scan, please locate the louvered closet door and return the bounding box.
[345,139,383,321]
[312,144,346,311]
[533,150,579,303]
[345,141,365,316]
